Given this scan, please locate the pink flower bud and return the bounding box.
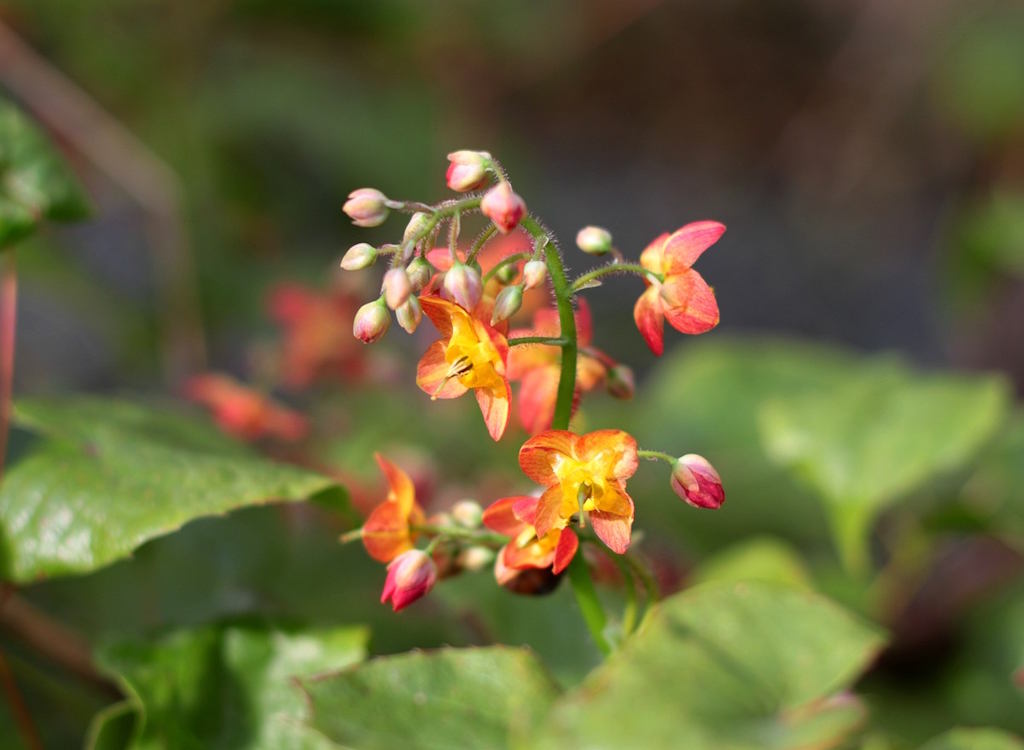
[606,364,635,400]
[343,188,389,227]
[396,296,423,334]
[403,212,432,246]
[576,225,613,255]
[481,182,526,234]
[340,242,377,271]
[491,284,523,325]
[353,298,390,343]
[380,549,437,611]
[451,499,483,528]
[383,267,413,310]
[442,262,483,311]
[522,260,547,290]
[446,150,491,192]
[671,454,724,509]
[406,257,432,290]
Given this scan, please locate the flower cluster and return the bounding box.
[338,150,726,630]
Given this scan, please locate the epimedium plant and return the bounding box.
[335,149,726,650]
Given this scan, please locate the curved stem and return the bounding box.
[481,251,529,283]
[566,553,611,656]
[410,524,508,546]
[637,449,675,466]
[508,336,566,347]
[466,225,497,266]
[0,252,15,480]
[0,651,42,750]
[571,262,657,292]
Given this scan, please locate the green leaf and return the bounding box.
[692,537,813,591]
[301,646,561,750]
[92,623,367,749]
[0,98,89,247]
[759,365,1009,572]
[532,581,884,750]
[0,396,341,582]
[919,728,1024,750]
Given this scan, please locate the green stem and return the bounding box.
[571,262,658,292]
[566,553,611,656]
[466,225,497,266]
[410,524,508,546]
[637,449,675,466]
[508,336,566,347]
[481,251,529,283]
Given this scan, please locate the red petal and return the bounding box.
[532,485,566,539]
[590,501,634,555]
[416,340,468,400]
[661,269,719,335]
[574,298,594,346]
[518,367,559,435]
[639,232,670,275]
[661,221,725,274]
[552,529,579,574]
[374,453,417,516]
[519,430,578,485]
[482,496,526,535]
[362,502,412,563]
[419,295,460,337]
[633,286,665,356]
[476,382,510,441]
[511,496,541,525]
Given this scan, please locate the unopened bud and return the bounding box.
[606,364,635,400]
[576,225,613,256]
[353,298,391,344]
[523,260,547,289]
[406,257,432,290]
[396,296,423,334]
[446,150,491,192]
[671,454,725,509]
[491,285,524,325]
[383,268,413,310]
[380,549,437,612]
[496,263,518,284]
[458,545,495,572]
[481,182,526,234]
[340,242,377,271]
[451,499,483,528]
[343,188,389,227]
[443,262,483,311]
[403,212,432,246]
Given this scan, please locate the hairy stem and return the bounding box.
[508,336,567,347]
[571,262,657,292]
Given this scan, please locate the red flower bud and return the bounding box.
[671,454,724,509]
[340,242,377,271]
[481,182,526,234]
[353,298,390,343]
[380,549,437,611]
[442,262,483,311]
[522,260,547,290]
[576,225,613,256]
[491,285,524,325]
[446,150,491,192]
[343,188,389,227]
[606,364,635,400]
[383,268,413,310]
[396,296,423,334]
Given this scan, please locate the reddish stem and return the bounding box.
[0,251,15,479]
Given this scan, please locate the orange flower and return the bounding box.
[507,299,607,434]
[519,429,638,554]
[634,221,724,355]
[482,495,578,584]
[360,454,426,563]
[184,373,308,442]
[416,296,511,441]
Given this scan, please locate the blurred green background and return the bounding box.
[0,1,1023,748]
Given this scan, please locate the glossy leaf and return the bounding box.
[301,647,560,750]
[533,581,884,750]
[92,623,367,749]
[0,397,340,582]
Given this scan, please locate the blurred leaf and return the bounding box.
[0,98,89,247]
[919,728,1024,750]
[960,415,1024,545]
[93,623,367,749]
[0,397,340,582]
[759,366,1009,572]
[692,537,813,590]
[532,581,884,750]
[301,646,560,750]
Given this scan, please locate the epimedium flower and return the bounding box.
[360,453,426,563]
[634,221,725,355]
[671,454,725,509]
[380,549,437,611]
[416,296,511,441]
[519,429,638,554]
[507,299,607,435]
[482,495,578,584]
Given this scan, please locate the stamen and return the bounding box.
[430,355,474,399]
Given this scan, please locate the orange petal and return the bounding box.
[578,429,639,482]
[482,496,527,536]
[419,294,462,338]
[361,501,412,563]
[425,246,464,271]
[374,453,416,516]
[633,286,665,356]
[662,221,725,274]
[503,535,555,571]
[574,298,594,347]
[590,497,634,555]
[532,484,567,539]
[661,269,719,335]
[511,496,540,525]
[416,340,468,400]
[518,366,559,435]
[530,308,562,337]
[552,528,578,574]
[576,352,606,392]
[519,430,578,485]
[476,382,510,441]
[494,544,521,584]
[639,232,670,275]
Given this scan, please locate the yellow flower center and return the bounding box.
[444,314,504,391]
[553,449,626,524]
